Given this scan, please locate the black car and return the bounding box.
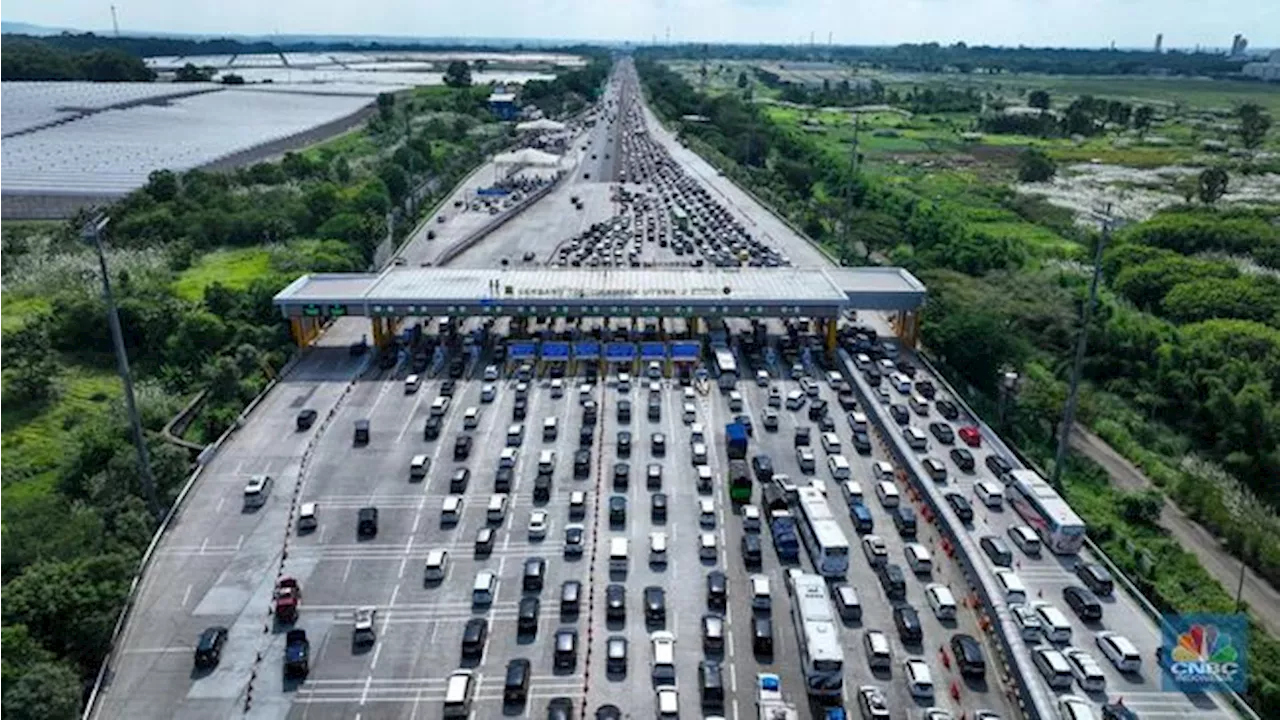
[453,435,472,460]
[751,454,774,482]
[889,404,910,425]
[523,557,546,592]
[985,454,1014,478]
[596,705,623,720]
[579,426,594,448]
[1063,585,1104,621]
[951,634,986,678]
[606,583,626,621]
[618,400,631,422]
[794,427,811,447]
[644,586,666,624]
[450,467,470,493]
[936,399,960,420]
[617,431,632,457]
[424,414,442,440]
[513,396,527,420]
[893,605,923,644]
[295,409,317,431]
[837,392,858,410]
[518,596,540,634]
[194,626,228,669]
[950,447,976,472]
[574,449,591,478]
[461,617,488,659]
[609,495,627,527]
[808,399,829,421]
[929,422,955,445]
[752,616,773,655]
[504,658,532,704]
[945,492,974,523]
[494,466,513,493]
[651,433,666,456]
[915,379,936,399]
[357,507,378,537]
[707,571,727,610]
[651,492,668,522]
[534,474,552,503]
[613,462,630,490]
[548,696,575,720]
[741,534,763,568]
[817,414,835,432]
[851,429,872,455]
[441,378,457,395]
[1075,561,1115,597]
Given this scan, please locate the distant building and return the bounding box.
[1243,51,1280,82]
[488,88,518,120]
[1154,33,1163,54]
[1230,34,1249,57]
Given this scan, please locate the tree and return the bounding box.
[2,316,60,407]
[379,164,410,205]
[736,71,749,89]
[1237,103,1273,151]
[144,169,179,202]
[2,660,83,720]
[1197,166,1229,205]
[331,156,352,184]
[220,73,245,85]
[1133,105,1155,136]
[444,60,472,88]
[1027,89,1051,111]
[1118,490,1165,527]
[174,63,214,82]
[376,92,396,123]
[1017,147,1057,183]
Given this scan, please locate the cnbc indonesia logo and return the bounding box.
[1168,623,1242,686]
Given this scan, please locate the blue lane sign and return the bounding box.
[510,342,538,360]
[641,343,667,360]
[476,187,511,197]
[574,342,600,360]
[541,342,570,361]
[671,343,700,361]
[605,343,636,362]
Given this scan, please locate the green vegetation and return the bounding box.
[1,35,154,81]
[637,55,1280,714]
[172,247,273,301]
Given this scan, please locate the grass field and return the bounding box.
[172,247,273,302]
[1,366,120,489]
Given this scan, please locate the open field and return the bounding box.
[172,247,273,301]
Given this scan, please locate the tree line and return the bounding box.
[1,36,154,81]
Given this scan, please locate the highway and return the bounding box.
[91,57,1249,720]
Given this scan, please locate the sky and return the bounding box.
[3,0,1277,49]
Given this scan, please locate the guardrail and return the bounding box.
[909,350,1260,720]
[836,348,1057,720]
[435,172,565,266]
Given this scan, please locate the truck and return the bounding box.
[726,422,749,461]
[769,514,801,563]
[728,459,752,503]
[274,577,301,624]
[757,673,799,720]
[284,629,310,678]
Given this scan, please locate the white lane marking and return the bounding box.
[399,537,414,579]
[122,647,190,655]
[200,537,209,554]
[396,386,430,442]
[359,675,373,705]
[342,558,353,584]
[370,642,383,670]
[181,583,192,608]
[215,497,225,513]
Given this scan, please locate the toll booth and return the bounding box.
[604,342,636,374]
[671,342,700,385]
[508,341,538,373]
[640,342,668,378]
[573,341,599,375]
[541,341,570,374]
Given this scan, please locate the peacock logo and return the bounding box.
[1169,623,1242,686]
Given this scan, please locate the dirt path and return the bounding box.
[1070,424,1280,636]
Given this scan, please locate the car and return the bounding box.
[474,527,495,557]
[647,463,663,489]
[851,429,872,454]
[453,435,472,460]
[518,596,540,634]
[945,492,974,522]
[950,447,976,472]
[958,425,982,447]
[862,535,889,566]
[606,636,628,673]
[889,404,910,425]
[522,557,546,592]
[243,474,272,507]
[752,616,774,655]
[295,409,317,431]
[612,461,630,489]
[796,447,817,473]
[1059,696,1096,720]
[1010,604,1042,641]
[950,634,986,678]
[194,626,228,669]
[857,685,891,720]
[699,532,718,559]
[762,408,779,431]
[741,533,763,567]
[606,583,626,621]
[569,490,587,518]
[702,614,726,653]
[651,432,666,455]
[707,571,727,610]
[554,629,578,669]
[357,506,378,536]
[609,495,627,526]
[935,399,960,420]
[1063,585,1103,621]
[461,617,488,659]
[479,383,496,403]
[616,430,631,457]
[1064,647,1107,693]
[893,605,923,643]
[644,586,666,624]
[929,422,955,445]
[424,549,449,582]
[524,509,548,539]
[450,467,470,494]
[767,387,782,407]
[353,606,377,646]
[985,454,1013,477]
[904,657,934,698]
[563,524,584,556]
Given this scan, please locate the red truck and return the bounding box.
[274,577,301,624]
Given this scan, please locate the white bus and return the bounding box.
[795,486,850,577]
[1006,469,1087,555]
[713,347,738,390]
[786,570,845,698]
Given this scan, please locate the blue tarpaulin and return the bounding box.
[641,343,666,360]
[541,342,570,361]
[573,342,599,360]
[671,343,700,362]
[605,343,636,362]
[510,342,537,360]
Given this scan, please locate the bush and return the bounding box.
[1017,147,1057,182]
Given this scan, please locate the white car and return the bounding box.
[699,532,718,559]
[550,378,564,398]
[656,685,679,717]
[699,499,716,527]
[423,549,449,582]
[569,490,587,519]
[904,658,933,698]
[353,606,377,645]
[1063,647,1107,693]
[480,383,496,403]
[483,364,499,381]
[1010,604,1042,642]
[529,510,548,540]
[862,535,888,566]
[742,504,761,532]
[857,685,890,720]
[1057,695,1096,720]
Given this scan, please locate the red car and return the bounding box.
[958,426,982,448]
[274,577,301,624]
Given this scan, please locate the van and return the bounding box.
[410,454,429,480]
[499,447,518,469]
[1033,647,1074,690]
[975,480,1004,508]
[827,455,851,480]
[404,374,421,394]
[1096,631,1142,673]
[472,571,496,606]
[926,584,957,620]
[980,535,1014,567]
[820,432,841,454]
[847,411,868,432]
[993,568,1027,605]
[543,417,558,441]
[864,630,892,670]
[609,537,629,574]
[850,503,874,534]
[507,424,524,447]
[442,495,463,525]
[873,461,895,482]
[908,393,929,416]
[538,450,556,475]
[1032,601,1073,644]
[443,670,475,718]
[699,660,725,708]
[841,480,864,506]
[487,494,508,523]
[904,543,932,574]
[893,506,918,538]
[1063,585,1103,622]
[750,575,771,611]
[1075,562,1115,597]
[903,426,928,450]
[876,481,900,508]
[833,584,862,622]
[1008,525,1042,556]
[922,457,947,483]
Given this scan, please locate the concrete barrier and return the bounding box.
[837,349,1057,720]
[435,173,565,267]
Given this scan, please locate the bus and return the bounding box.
[795,487,850,577]
[785,570,845,698]
[713,347,738,390]
[1006,469,1087,555]
[728,459,752,503]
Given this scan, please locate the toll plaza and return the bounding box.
[273,266,928,358]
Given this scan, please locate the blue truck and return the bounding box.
[726,422,749,460]
[770,514,800,562]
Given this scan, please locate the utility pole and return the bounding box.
[84,214,161,521]
[1051,204,1115,490]
[1235,555,1248,613]
[110,5,120,37]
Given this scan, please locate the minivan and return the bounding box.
[1063,585,1103,622]
[926,584,957,620]
[993,568,1027,605]
[827,455,851,480]
[980,535,1014,567]
[922,457,947,483]
[873,461,895,482]
[876,481,900,508]
[472,570,496,606]
[950,634,986,678]
[975,480,1004,508]
[908,393,929,416]
[1008,525,1042,556]
[841,480,864,506]
[1033,647,1074,690]
[904,543,932,574]
[903,426,928,450]
[893,506,918,538]
[1096,631,1142,673]
[864,630,892,670]
[1076,562,1115,597]
[820,432,841,454]
[878,563,907,601]
[486,494,508,523]
[1032,601,1074,644]
[833,584,862,622]
[410,454,430,480]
